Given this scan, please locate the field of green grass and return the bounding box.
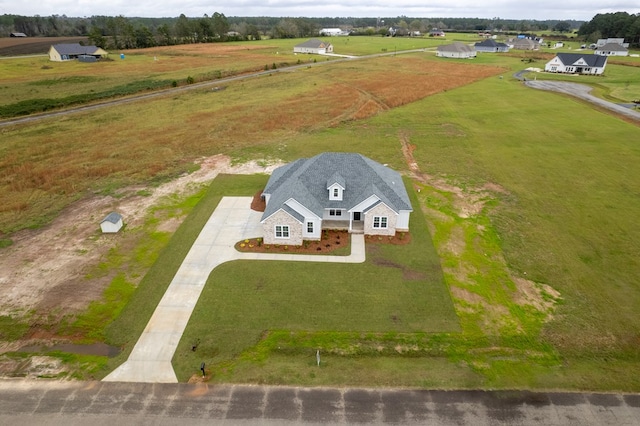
[1,35,640,390]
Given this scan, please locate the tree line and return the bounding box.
[0,13,607,50]
[578,12,640,45]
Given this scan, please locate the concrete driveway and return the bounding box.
[103,196,365,383]
[524,80,640,122]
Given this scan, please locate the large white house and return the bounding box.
[436,42,476,59]
[544,53,607,75]
[260,153,412,245]
[594,43,629,57]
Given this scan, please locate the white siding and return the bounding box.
[396,210,411,231]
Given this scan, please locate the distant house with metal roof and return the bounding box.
[293,39,333,54]
[544,53,607,75]
[260,153,412,245]
[436,42,476,59]
[596,38,629,48]
[10,32,27,37]
[474,39,509,53]
[100,212,124,233]
[48,43,108,62]
[594,43,629,57]
[319,28,348,36]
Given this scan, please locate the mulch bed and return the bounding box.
[243,190,411,254]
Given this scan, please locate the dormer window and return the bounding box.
[327,173,346,201]
[328,183,344,201]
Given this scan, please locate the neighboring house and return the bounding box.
[10,32,27,37]
[544,53,607,75]
[293,39,334,54]
[596,38,629,48]
[48,43,108,62]
[436,42,477,59]
[100,212,123,233]
[510,38,539,50]
[429,29,446,37]
[260,153,412,246]
[594,43,629,57]
[319,28,348,36]
[474,39,510,53]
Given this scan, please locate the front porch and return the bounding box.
[322,219,364,234]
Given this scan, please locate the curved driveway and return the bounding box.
[104,197,365,383]
[524,80,640,122]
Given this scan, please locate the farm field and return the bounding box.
[0,37,640,390]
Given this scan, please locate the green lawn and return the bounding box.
[2,39,640,390]
[173,178,460,382]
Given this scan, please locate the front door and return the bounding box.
[353,212,361,221]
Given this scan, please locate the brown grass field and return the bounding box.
[0,49,504,235]
[0,36,89,56]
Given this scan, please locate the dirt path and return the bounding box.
[0,155,281,321]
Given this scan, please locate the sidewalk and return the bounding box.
[103,196,365,383]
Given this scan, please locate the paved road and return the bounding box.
[104,197,365,383]
[521,78,640,122]
[1,380,639,425]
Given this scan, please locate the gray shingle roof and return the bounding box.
[101,212,122,224]
[555,53,608,68]
[595,43,628,52]
[475,39,508,48]
[295,38,330,49]
[262,153,412,221]
[437,42,475,53]
[52,43,101,56]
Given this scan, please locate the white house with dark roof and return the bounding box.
[594,43,629,57]
[49,43,108,62]
[436,42,476,59]
[260,153,412,245]
[544,53,607,75]
[293,39,334,54]
[474,39,509,53]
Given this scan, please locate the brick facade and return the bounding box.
[262,209,303,245]
[363,203,397,236]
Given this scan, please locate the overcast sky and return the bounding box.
[2,0,639,21]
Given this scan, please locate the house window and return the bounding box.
[329,209,342,217]
[307,222,314,233]
[373,216,388,229]
[333,188,339,197]
[275,225,290,238]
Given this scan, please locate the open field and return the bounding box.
[1,37,640,390]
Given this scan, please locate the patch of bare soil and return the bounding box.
[0,154,281,352]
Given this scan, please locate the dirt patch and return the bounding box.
[512,275,562,319]
[0,154,282,322]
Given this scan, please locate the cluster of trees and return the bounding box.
[578,12,640,45]
[7,12,638,50]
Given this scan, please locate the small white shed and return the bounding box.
[100,212,123,233]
